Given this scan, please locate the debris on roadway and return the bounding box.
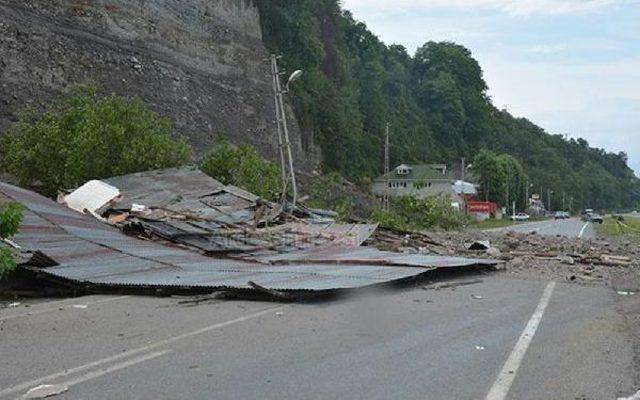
[24,384,69,399]
[0,168,500,301]
[375,228,639,287]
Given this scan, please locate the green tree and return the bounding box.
[0,86,192,196]
[200,136,282,200]
[0,202,23,278]
[473,150,527,209]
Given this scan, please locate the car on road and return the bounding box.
[510,212,530,221]
[582,212,604,224]
[554,211,570,220]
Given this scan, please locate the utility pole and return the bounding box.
[270,55,288,202]
[270,54,299,208]
[505,169,510,215]
[525,182,529,212]
[461,157,466,181]
[548,190,553,212]
[383,123,390,211]
[562,193,566,211]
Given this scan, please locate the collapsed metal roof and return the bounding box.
[0,175,499,296]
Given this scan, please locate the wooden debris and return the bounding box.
[421,279,484,291]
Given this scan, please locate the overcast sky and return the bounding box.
[341,0,640,174]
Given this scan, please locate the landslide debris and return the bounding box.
[367,227,640,287]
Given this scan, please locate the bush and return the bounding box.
[303,172,354,221]
[0,202,23,278]
[0,86,192,196]
[372,195,466,231]
[200,136,282,200]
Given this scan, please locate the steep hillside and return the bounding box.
[257,0,640,211]
[0,0,319,167]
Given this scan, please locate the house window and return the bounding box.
[428,182,432,188]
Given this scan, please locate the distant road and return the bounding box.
[490,218,596,239]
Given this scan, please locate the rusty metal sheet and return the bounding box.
[0,181,499,294]
[103,167,226,210]
[255,246,498,268]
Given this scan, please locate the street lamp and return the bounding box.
[286,70,303,92]
[270,55,303,209]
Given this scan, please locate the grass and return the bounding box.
[472,215,554,230]
[598,215,640,237]
[472,219,516,230]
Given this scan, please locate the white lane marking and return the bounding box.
[578,222,590,239]
[485,282,556,400]
[0,296,131,322]
[0,306,280,398]
[21,350,172,399]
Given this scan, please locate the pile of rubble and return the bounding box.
[368,227,639,287]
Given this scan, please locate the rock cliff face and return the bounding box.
[0,0,319,167]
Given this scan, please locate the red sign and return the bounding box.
[467,201,497,214]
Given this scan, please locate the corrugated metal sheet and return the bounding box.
[0,181,498,294]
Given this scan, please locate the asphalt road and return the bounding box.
[493,218,597,239]
[1,273,637,400]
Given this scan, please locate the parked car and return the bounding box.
[554,211,570,220]
[582,212,604,224]
[510,212,530,221]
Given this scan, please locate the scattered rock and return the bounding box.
[24,384,69,399]
[468,240,490,250]
[558,256,575,265]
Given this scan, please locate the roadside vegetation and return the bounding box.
[200,136,282,200]
[472,218,516,230]
[0,202,23,279]
[0,86,191,197]
[372,195,467,231]
[301,172,355,221]
[598,215,640,238]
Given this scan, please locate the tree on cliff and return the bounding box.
[0,86,192,196]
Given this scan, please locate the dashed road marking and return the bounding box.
[579,222,590,238]
[22,349,172,398]
[485,282,556,400]
[0,306,280,398]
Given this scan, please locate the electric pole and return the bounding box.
[383,123,390,211]
[505,169,510,214]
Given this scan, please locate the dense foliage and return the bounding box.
[474,150,527,210]
[200,136,282,200]
[302,172,355,221]
[0,202,23,278]
[372,195,467,231]
[0,86,192,196]
[257,0,640,211]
